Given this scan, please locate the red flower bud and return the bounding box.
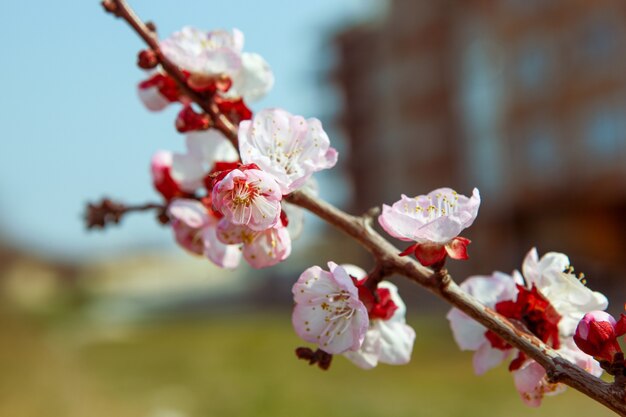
[137,49,158,70]
[574,311,622,362]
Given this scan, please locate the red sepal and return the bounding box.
[445,236,471,260]
[485,330,512,351]
[139,73,182,103]
[187,74,233,93]
[398,243,418,257]
[414,243,447,267]
[369,287,398,320]
[350,276,399,321]
[203,161,256,191]
[153,164,191,201]
[615,313,626,337]
[175,105,210,133]
[215,96,252,125]
[496,284,561,350]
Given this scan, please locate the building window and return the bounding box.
[525,124,560,180]
[576,17,619,67]
[515,37,554,93]
[583,107,623,159]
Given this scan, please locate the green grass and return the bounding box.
[0,310,616,417]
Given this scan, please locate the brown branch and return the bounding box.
[85,198,165,229]
[102,2,626,415]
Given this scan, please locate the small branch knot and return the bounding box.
[101,0,121,17]
[361,206,381,226]
[546,364,565,384]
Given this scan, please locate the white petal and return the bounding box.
[171,153,205,192]
[447,308,487,350]
[375,320,415,365]
[473,342,510,375]
[167,199,208,228]
[232,52,274,102]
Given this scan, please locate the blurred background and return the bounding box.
[0,0,624,416]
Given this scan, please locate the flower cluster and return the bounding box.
[292,263,415,369]
[139,27,336,269]
[152,109,336,269]
[138,27,273,132]
[447,248,608,406]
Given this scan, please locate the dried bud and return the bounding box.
[85,198,125,229]
[145,21,157,33]
[101,0,118,14]
[137,49,158,70]
[295,347,333,370]
[574,311,623,363]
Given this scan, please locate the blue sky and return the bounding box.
[0,0,379,260]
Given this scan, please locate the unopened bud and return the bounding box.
[145,21,157,33]
[574,311,622,363]
[138,49,158,70]
[101,0,121,16]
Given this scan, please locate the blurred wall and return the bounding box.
[333,0,626,307]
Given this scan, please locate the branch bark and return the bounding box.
[102,1,626,414]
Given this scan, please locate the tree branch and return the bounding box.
[102,2,626,414]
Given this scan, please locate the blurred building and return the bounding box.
[334,0,626,298]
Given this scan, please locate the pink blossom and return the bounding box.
[161,27,243,77]
[167,199,241,269]
[379,188,480,266]
[292,262,369,354]
[239,109,338,194]
[216,219,291,268]
[447,248,607,406]
[513,340,602,407]
[212,167,282,231]
[160,27,273,102]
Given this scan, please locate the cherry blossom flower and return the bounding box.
[292,262,369,354]
[447,248,607,406]
[341,265,416,369]
[379,188,480,266]
[238,108,338,194]
[216,218,291,268]
[167,199,241,269]
[211,166,282,231]
[171,130,239,192]
[574,311,626,362]
[160,27,273,102]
